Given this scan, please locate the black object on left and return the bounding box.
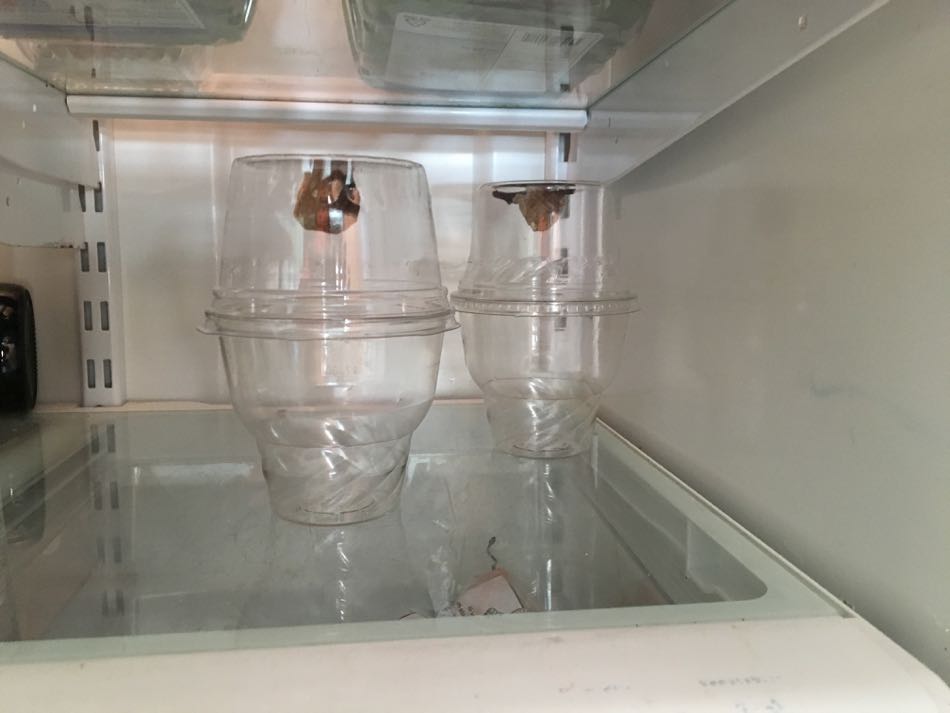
[0,284,37,413]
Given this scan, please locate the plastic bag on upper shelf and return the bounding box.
[343,0,653,96]
[2,0,255,90]
[0,0,256,44]
[15,39,211,87]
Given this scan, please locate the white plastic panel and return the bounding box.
[0,59,97,186]
[110,120,544,402]
[0,159,81,248]
[600,0,950,683]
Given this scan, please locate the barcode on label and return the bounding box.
[520,31,576,47]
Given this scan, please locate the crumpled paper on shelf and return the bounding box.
[399,461,539,620]
[441,567,525,617]
[402,567,526,619]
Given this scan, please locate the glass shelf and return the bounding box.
[0,0,729,108]
[0,402,840,664]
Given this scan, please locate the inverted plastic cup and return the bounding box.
[216,154,447,296]
[457,181,630,303]
[203,154,456,524]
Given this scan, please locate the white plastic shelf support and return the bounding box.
[77,120,126,407]
[66,96,588,132]
[0,58,95,251]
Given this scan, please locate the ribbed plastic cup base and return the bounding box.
[259,436,410,525]
[483,380,600,459]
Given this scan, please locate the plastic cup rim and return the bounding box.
[232,153,424,171]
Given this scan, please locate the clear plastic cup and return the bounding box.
[203,154,456,525]
[457,181,631,303]
[453,298,635,458]
[214,154,446,298]
[211,323,448,526]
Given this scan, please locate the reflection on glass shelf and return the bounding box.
[0,404,838,660]
[0,0,730,108]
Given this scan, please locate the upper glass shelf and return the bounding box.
[0,402,839,664]
[0,0,730,108]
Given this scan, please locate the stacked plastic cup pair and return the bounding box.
[452,181,638,458]
[202,155,457,525]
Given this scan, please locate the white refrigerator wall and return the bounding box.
[601,0,950,682]
[107,121,543,402]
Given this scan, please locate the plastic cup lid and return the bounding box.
[200,310,458,340]
[450,293,638,316]
[201,286,457,339]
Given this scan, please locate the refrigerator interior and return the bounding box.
[1,0,949,704]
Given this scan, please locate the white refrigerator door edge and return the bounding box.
[0,617,946,711]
